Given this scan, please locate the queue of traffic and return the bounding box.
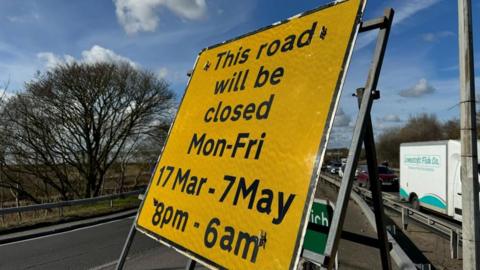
[323,139,480,222]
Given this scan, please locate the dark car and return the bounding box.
[356,165,398,190]
[326,161,342,174]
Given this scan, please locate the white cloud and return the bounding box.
[441,64,458,71]
[382,114,401,122]
[37,52,72,70]
[356,0,440,50]
[399,78,436,98]
[422,31,455,42]
[422,33,436,42]
[37,45,137,69]
[7,13,40,23]
[334,108,351,127]
[328,126,353,149]
[392,0,440,25]
[114,0,207,34]
[329,113,402,148]
[165,0,207,20]
[81,45,136,67]
[158,67,169,79]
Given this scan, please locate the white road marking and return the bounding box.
[0,215,135,247]
[89,260,118,270]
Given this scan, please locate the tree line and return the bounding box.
[376,113,471,167]
[0,62,175,202]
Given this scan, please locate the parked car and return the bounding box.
[355,165,399,190]
[355,164,367,179]
[327,161,342,174]
[339,164,365,178]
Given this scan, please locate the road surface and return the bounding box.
[0,217,191,270]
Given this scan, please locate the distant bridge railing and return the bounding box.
[0,189,144,216]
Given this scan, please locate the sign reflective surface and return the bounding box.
[136,0,365,268]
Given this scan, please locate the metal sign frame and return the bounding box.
[321,8,395,270]
[115,3,397,270]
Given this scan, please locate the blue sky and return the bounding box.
[0,0,478,148]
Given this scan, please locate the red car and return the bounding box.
[356,165,399,190]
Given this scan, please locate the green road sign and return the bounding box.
[303,199,334,264]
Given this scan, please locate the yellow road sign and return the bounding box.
[136,0,365,269]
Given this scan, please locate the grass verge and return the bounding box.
[0,195,140,234]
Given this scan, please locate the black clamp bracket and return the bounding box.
[359,9,393,33]
[352,88,380,100]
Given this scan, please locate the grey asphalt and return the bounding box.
[0,210,139,245]
[0,217,191,270]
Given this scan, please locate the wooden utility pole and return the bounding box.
[458,0,480,269]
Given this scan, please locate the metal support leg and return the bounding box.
[451,230,459,259]
[322,9,394,270]
[356,88,392,269]
[116,222,137,270]
[401,208,408,230]
[185,259,197,270]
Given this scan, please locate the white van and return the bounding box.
[400,140,480,222]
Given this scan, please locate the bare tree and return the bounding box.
[0,62,175,199]
[0,82,46,203]
[377,114,443,167]
[376,127,402,167]
[443,118,460,140]
[137,121,172,166]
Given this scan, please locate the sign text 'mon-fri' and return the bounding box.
[136,0,364,269]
